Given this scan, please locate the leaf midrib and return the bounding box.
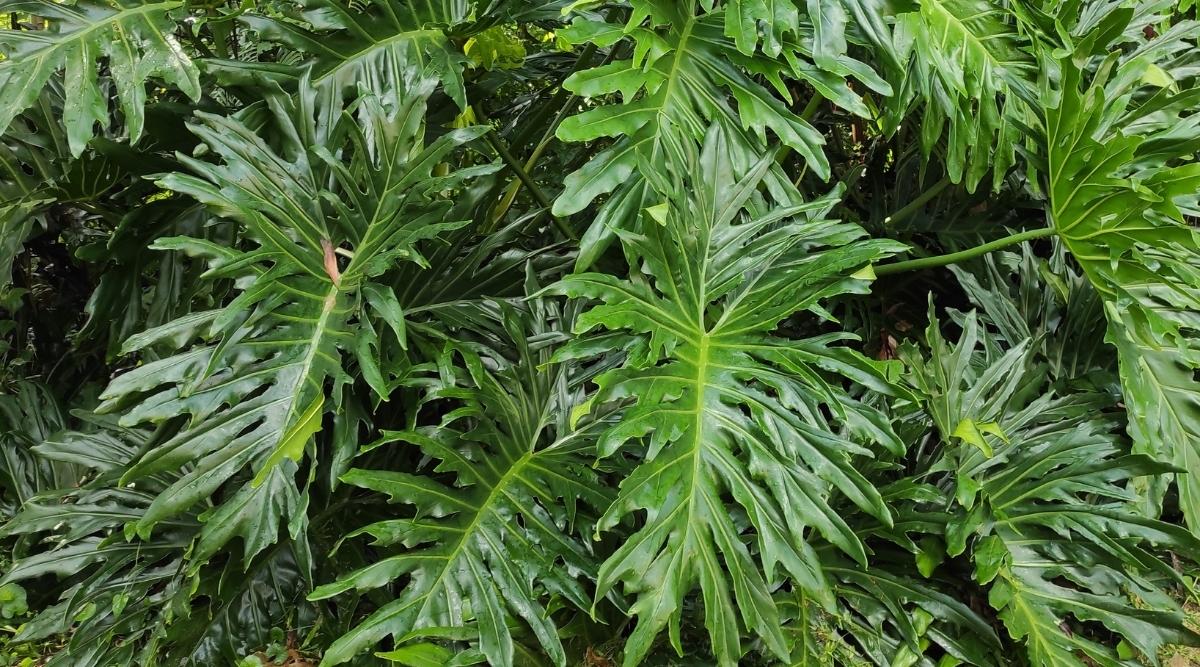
[409,450,534,621]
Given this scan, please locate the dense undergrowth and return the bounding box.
[1,1,1200,666]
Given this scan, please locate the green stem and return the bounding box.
[473,104,577,241]
[508,43,598,151]
[874,227,1057,277]
[800,92,824,121]
[886,177,950,225]
[485,45,620,232]
[207,8,231,59]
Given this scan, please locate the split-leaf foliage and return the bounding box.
[1,1,1200,666]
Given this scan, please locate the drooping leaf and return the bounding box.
[552,0,890,246]
[212,0,480,108]
[880,0,1037,190]
[0,0,201,155]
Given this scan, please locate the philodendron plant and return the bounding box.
[1,1,1199,666]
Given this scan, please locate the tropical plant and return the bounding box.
[1,1,1199,666]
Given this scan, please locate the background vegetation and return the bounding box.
[1,0,1199,665]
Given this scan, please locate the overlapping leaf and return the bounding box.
[0,86,69,291]
[5,1,1200,665]
[781,556,1001,666]
[552,0,890,262]
[948,245,1112,385]
[0,417,314,666]
[0,420,196,667]
[0,381,68,515]
[214,0,548,108]
[875,0,1037,191]
[903,310,1200,666]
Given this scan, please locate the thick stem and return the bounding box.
[508,43,598,151]
[886,177,951,225]
[473,104,578,241]
[485,46,619,231]
[799,92,824,121]
[873,227,1056,277]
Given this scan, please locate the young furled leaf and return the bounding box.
[550,124,905,666]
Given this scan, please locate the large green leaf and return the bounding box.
[903,309,1200,665]
[7,1,1200,665]
[1044,56,1200,531]
[97,70,492,564]
[551,0,890,253]
[212,0,497,108]
[550,124,904,666]
[0,0,201,155]
[874,0,1037,191]
[311,300,610,667]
